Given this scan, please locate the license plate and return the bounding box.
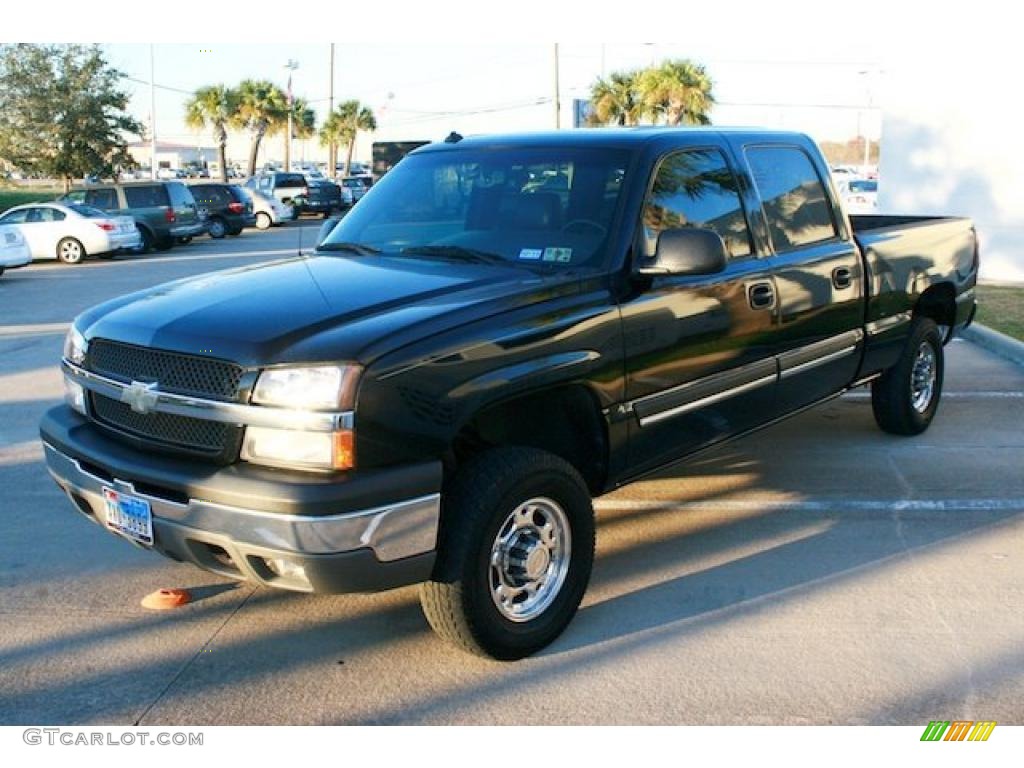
[102,487,153,546]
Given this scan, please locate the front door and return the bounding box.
[620,146,779,476]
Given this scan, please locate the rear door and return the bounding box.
[166,182,199,225]
[737,142,864,411]
[620,144,779,475]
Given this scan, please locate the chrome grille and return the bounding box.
[90,393,242,461]
[84,339,245,462]
[87,339,243,400]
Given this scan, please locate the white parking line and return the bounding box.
[843,391,1023,400]
[593,498,1024,512]
[0,322,70,337]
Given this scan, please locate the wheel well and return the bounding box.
[449,386,609,495]
[914,283,956,338]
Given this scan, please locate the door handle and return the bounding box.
[748,282,775,310]
[832,266,853,290]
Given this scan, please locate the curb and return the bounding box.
[961,323,1024,367]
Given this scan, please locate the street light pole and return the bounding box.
[328,44,335,177]
[149,45,157,180]
[284,59,299,171]
[553,43,561,129]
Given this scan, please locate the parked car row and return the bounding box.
[0,173,367,276]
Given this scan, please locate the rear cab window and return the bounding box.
[275,174,306,189]
[642,148,753,260]
[744,145,838,252]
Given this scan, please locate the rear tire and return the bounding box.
[139,227,154,253]
[420,447,595,660]
[153,237,174,252]
[56,237,85,264]
[872,317,944,435]
[227,226,243,236]
[208,217,227,239]
[255,212,272,230]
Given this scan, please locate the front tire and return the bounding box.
[420,447,595,660]
[56,237,85,264]
[872,317,944,435]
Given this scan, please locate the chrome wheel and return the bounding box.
[489,497,571,623]
[911,342,937,412]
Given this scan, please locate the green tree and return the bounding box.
[184,84,239,182]
[0,44,142,192]
[271,96,316,170]
[233,79,287,176]
[319,100,376,177]
[588,70,646,126]
[639,59,715,126]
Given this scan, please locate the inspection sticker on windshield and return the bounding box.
[518,248,543,260]
[543,247,573,263]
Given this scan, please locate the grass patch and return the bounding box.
[976,284,1024,342]
[0,186,63,213]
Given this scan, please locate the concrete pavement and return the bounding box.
[1,227,1021,724]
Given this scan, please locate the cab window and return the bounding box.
[642,148,752,259]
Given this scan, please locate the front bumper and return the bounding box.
[40,406,440,593]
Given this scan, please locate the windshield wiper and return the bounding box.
[400,245,508,265]
[317,241,381,256]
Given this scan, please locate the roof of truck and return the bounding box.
[413,127,811,154]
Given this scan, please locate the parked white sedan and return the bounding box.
[0,202,142,264]
[0,224,32,278]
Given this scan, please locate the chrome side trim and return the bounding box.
[779,345,858,380]
[62,359,352,433]
[638,374,777,427]
[43,441,439,561]
[866,312,912,336]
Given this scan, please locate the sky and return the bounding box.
[100,41,885,167]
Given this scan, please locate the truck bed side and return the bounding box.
[851,213,978,376]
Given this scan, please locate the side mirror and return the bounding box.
[317,215,343,247]
[637,228,728,277]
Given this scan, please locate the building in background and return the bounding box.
[126,141,217,172]
[878,61,1023,282]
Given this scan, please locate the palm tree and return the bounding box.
[319,100,376,177]
[639,59,715,126]
[588,70,646,126]
[232,79,287,176]
[184,85,238,182]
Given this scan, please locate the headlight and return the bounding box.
[63,326,88,366]
[241,426,355,471]
[252,365,360,410]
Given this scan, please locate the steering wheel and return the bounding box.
[561,219,607,237]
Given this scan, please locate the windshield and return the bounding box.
[321,147,630,269]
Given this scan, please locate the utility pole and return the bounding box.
[284,59,299,171]
[553,43,561,129]
[328,44,336,177]
[149,45,157,179]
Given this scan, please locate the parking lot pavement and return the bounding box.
[1,234,1022,724]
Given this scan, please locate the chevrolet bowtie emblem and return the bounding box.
[121,380,160,414]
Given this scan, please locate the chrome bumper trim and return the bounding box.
[62,359,352,433]
[43,441,438,561]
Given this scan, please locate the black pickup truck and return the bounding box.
[41,128,978,660]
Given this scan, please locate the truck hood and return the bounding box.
[78,255,577,367]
